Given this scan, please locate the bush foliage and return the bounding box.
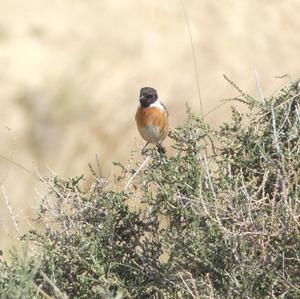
[1,80,299,298]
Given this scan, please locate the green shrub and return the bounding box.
[1,80,299,298]
[0,246,40,299]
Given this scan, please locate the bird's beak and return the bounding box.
[139,95,145,101]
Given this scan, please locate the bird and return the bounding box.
[135,87,169,155]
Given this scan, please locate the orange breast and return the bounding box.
[135,106,169,144]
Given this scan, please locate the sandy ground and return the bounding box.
[0,0,299,253]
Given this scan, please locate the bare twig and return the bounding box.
[0,154,40,181]
[257,91,300,122]
[270,105,281,155]
[0,127,18,185]
[125,156,150,191]
[95,154,102,177]
[179,273,196,298]
[254,69,265,104]
[202,101,229,119]
[32,282,53,299]
[180,0,203,117]
[1,184,20,236]
[40,271,68,299]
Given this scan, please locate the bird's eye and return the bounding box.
[146,94,152,98]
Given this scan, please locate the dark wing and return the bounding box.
[161,101,169,117]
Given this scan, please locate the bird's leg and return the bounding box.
[157,144,166,155]
[141,142,150,155]
[147,143,167,168]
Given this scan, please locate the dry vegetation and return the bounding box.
[0,1,300,295]
[0,79,299,298]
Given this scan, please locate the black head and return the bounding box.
[139,87,158,108]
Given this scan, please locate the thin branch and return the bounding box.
[258,91,300,122]
[0,127,17,185]
[40,271,68,299]
[202,101,229,119]
[125,156,150,191]
[180,0,203,117]
[178,274,196,298]
[32,282,54,299]
[271,105,281,156]
[0,154,40,181]
[1,184,20,236]
[254,69,265,104]
[95,154,102,177]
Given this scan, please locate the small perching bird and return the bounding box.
[135,87,169,154]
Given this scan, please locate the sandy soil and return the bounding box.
[0,0,299,253]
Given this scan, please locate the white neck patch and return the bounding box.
[149,99,165,111]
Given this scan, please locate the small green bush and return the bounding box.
[0,247,40,299]
[1,80,299,298]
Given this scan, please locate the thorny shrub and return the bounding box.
[0,80,299,298]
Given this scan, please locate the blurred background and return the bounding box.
[0,0,299,254]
